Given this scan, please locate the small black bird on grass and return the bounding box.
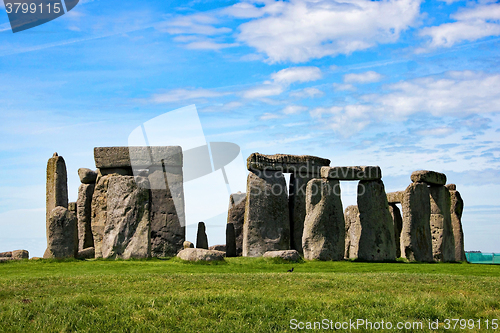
[287,267,294,272]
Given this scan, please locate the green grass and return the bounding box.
[1,258,499,332]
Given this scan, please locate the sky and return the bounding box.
[1,0,500,257]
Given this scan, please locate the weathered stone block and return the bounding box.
[289,173,315,254]
[320,166,382,180]
[91,175,111,258]
[226,223,237,257]
[0,251,12,257]
[387,191,404,204]
[429,185,455,262]
[78,168,97,184]
[196,222,209,249]
[227,192,245,256]
[94,146,182,169]
[77,247,95,259]
[445,183,456,191]
[183,241,194,249]
[262,250,300,261]
[344,205,360,259]
[209,245,226,252]
[388,204,403,258]
[44,206,78,259]
[46,153,68,222]
[77,183,95,251]
[68,202,77,212]
[411,170,447,186]
[177,248,225,261]
[12,250,29,260]
[247,153,330,175]
[449,189,465,261]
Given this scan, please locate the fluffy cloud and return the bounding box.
[282,105,308,114]
[271,66,322,84]
[289,87,324,98]
[242,85,284,99]
[343,71,383,84]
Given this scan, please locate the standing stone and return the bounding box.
[243,170,290,257]
[448,185,465,261]
[43,206,78,259]
[226,223,237,257]
[46,153,68,222]
[289,173,315,255]
[429,185,455,262]
[344,205,361,259]
[302,179,345,261]
[227,192,246,256]
[401,183,433,262]
[356,180,396,261]
[68,202,77,213]
[91,175,111,258]
[196,222,209,249]
[100,176,151,259]
[77,183,95,251]
[388,204,403,258]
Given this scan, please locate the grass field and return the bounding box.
[0,258,499,332]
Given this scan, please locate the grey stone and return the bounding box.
[289,173,314,254]
[77,247,95,259]
[401,183,433,262]
[445,183,456,191]
[12,250,29,260]
[247,153,330,175]
[0,251,12,257]
[177,248,225,261]
[91,175,111,258]
[449,189,465,261]
[209,245,226,252]
[46,153,68,222]
[77,183,95,251]
[429,186,455,262]
[227,192,245,256]
[44,206,78,259]
[321,166,382,181]
[196,222,209,249]
[100,176,151,259]
[262,250,300,261]
[78,168,97,184]
[344,205,361,259]
[387,191,404,204]
[388,204,403,258]
[0,258,13,262]
[226,223,237,257]
[68,202,77,212]
[183,241,194,249]
[411,170,447,186]
[97,167,133,177]
[302,179,345,261]
[94,146,182,169]
[243,170,290,257]
[356,180,396,261]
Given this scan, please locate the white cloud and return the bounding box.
[242,84,284,99]
[333,83,356,91]
[343,71,383,84]
[290,87,324,98]
[150,88,227,103]
[271,66,322,85]
[282,105,308,115]
[234,0,422,63]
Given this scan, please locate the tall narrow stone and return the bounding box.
[388,204,403,258]
[91,175,111,258]
[77,183,95,251]
[227,192,246,256]
[447,184,465,261]
[289,173,315,254]
[196,222,209,249]
[429,185,455,262]
[344,205,360,259]
[226,223,237,257]
[243,170,290,257]
[401,183,433,262]
[302,179,345,261]
[46,153,68,221]
[43,206,78,259]
[356,180,396,261]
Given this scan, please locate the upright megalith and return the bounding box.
[356,180,396,261]
[227,192,246,256]
[446,184,465,261]
[226,223,237,257]
[400,182,433,262]
[302,179,345,261]
[344,205,360,259]
[388,204,403,258]
[429,185,455,262]
[77,182,95,251]
[243,170,290,257]
[44,206,78,259]
[289,173,315,254]
[196,222,209,249]
[91,174,111,258]
[46,153,68,221]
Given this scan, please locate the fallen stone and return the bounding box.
[302,178,345,261]
[12,250,29,260]
[449,188,466,261]
[0,258,13,262]
[78,168,97,184]
[77,183,95,251]
[226,223,237,257]
[387,191,404,204]
[0,251,12,257]
[400,183,433,262]
[388,204,403,258]
[44,206,78,259]
[289,173,315,254]
[183,241,194,249]
[247,153,330,175]
[209,245,226,252]
[411,170,447,186]
[196,222,209,249]
[344,205,360,259]
[356,180,396,261]
[243,170,290,257]
[46,153,68,222]
[68,202,77,213]
[429,186,455,262]
[262,250,300,261]
[445,183,456,191]
[94,146,182,169]
[227,192,246,256]
[77,247,95,259]
[320,166,382,181]
[177,248,225,261]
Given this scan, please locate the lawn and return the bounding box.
[0,258,499,332]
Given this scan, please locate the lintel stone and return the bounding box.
[247,153,330,175]
[387,191,404,204]
[94,146,182,169]
[411,170,446,186]
[320,166,381,181]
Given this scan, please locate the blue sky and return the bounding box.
[1,0,500,257]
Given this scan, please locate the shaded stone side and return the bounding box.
[401,183,433,262]
[46,153,68,222]
[356,180,396,261]
[196,222,209,249]
[429,185,455,262]
[43,206,77,259]
[247,153,330,174]
[243,170,290,257]
[344,205,360,259]
[289,173,314,254]
[226,223,237,257]
[449,189,465,261]
[302,179,345,261]
[77,183,95,251]
[388,204,403,258]
[227,192,246,256]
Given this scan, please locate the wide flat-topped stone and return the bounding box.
[411,170,446,186]
[247,153,330,174]
[320,166,381,180]
[94,146,182,169]
[387,191,404,204]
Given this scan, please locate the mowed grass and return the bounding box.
[0,258,499,332]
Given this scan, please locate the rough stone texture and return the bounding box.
[0,251,12,257]
[356,180,396,261]
[183,241,194,249]
[91,175,111,258]
[445,183,457,191]
[411,170,447,186]
[44,206,78,259]
[320,166,382,181]
[344,205,360,259]
[46,153,68,222]
[449,189,465,261]
[77,247,95,259]
[77,183,95,251]
[68,202,77,212]
[196,222,209,249]
[12,250,29,260]
[429,185,455,262]
[302,179,345,261]
[227,192,246,256]
[97,168,133,177]
[209,245,226,252]
[78,168,97,184]
[262,250,301,261]
[243,170,290,257]
[387,191,404,204]
[289,173,315,254]
[401,183,433,262]
[100,176,151,259]
[388,204,403,258]
[148,167,185,257]
[226,223,237,257]
[247,153,330,175]
[94,146,182,169]
[0,258,13,262]
[177,248,225,261]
